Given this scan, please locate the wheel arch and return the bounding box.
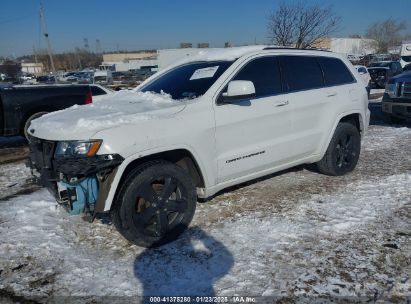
[102,148,206,212]
[20,106,58,134]
[318,111,364,161]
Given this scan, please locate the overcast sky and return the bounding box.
[1,0,410,57]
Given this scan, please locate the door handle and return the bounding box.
[327,92,337,97]
[274,100,289,107]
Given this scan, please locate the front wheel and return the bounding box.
[316,122,361,176]
[112,161,197,247]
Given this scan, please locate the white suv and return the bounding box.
[28,46,370,247]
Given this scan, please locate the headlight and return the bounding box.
[55,140,102,157]
[385,83,397,98]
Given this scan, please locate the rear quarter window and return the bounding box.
[318,57,355,86]
[279,56,324,92]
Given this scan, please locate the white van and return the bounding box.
[93,70,113,85]
[400,41,411,68]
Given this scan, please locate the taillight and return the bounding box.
[85,91,93,104]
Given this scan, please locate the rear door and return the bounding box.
[214,56,296,183]
[278,55,331,158]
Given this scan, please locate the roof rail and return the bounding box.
[263,47,331,52]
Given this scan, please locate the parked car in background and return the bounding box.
[65,76,78,83]
[90,84,114,101]
[0,84,92,139]
[367,61,402,89]
[20,74,35,81]
[400,41,411,68]
[93,70,113,85]
[28,46,370,247]
[354,65,371,84]
[354,65,371,97]
[382,68,411,123]
[36,75,56,84]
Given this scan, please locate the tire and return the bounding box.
[382,112,405,124]
[23,111,49,140]
[112,161,197,247]
[316,122,361,176]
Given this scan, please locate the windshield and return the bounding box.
[141,61,234,100]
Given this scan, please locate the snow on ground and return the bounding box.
[0,161,34,200]
[0,124,410,302]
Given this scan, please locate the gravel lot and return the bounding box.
[0,100,410,303]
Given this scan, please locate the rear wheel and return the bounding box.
[112,161,197,247]
[317,122,361,176]
[23,111,48,140]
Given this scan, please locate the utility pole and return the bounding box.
[39,0,56,79]
[33,45,38,64]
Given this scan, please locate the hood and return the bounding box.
[390,70,411,82]
[29,91,187,141]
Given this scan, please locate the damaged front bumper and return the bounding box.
[28,137,124,216]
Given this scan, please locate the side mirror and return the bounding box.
[221,80,256,103]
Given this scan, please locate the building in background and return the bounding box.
[101,52,158,72]
[21,62,44,75]
[102,52,157,62]
[314,38,377,57]
[0,60,21,78]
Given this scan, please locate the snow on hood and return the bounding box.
[30,90,186,140]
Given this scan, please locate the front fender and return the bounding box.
[100,145,209,212]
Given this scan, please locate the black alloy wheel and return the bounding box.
[112,161,197,247]
[133,175,189,238]
[317,122,361,176]
[334,134,356,170]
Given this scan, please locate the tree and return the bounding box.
[365,18,409,53]
[267,2,341,49]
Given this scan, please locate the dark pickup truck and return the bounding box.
[382,70,411,123]
[0,84,92,138]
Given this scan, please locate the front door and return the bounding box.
[213,56,296,183]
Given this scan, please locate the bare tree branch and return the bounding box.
[267,2,341,49]
[365,18,409,53]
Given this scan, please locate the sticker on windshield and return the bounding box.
[189,66,219,80]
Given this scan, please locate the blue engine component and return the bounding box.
[58,176,99,215]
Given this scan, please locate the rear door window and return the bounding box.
[232,56,282,98]
[279,56,324,92]
[318,57,355,86]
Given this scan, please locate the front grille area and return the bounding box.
[29,138,59,197]
[30,137,56,170]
